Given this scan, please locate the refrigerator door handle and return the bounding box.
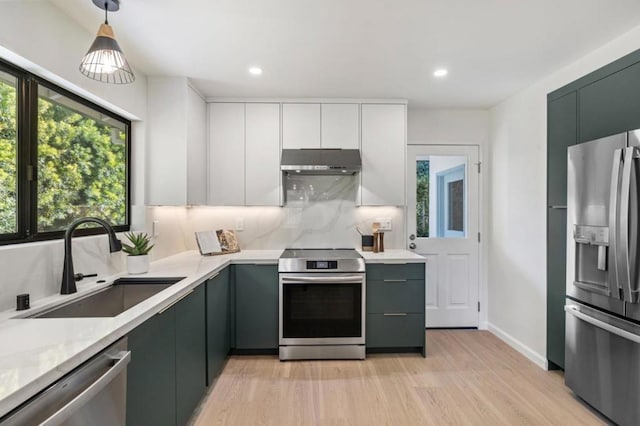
[609,148,624,297]
[565,304,640,344]
[619,147,639,303]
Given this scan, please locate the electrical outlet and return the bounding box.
[152,220,160,237]
[235,218,245,232]
[376,218,392,231]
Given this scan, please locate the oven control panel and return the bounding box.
[306,260,338,269]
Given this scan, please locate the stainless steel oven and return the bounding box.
[278,249,366,360]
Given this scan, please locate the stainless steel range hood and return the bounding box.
[280,149,362,175]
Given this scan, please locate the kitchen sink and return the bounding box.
[30,277,186,318]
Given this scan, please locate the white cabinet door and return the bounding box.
[282,103,320,149]
[321,104,359,149]
[186,86,207,205]
[361,104,406,206]
[147,77,208,206]
[245,103,281,206]
[208,103,245,205]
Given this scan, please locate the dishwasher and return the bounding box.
[0,337,130,426]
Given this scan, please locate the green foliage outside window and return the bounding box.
[37,93,126,232]
[0,81,17,233]
[416,160,429,238]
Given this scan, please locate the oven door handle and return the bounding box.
[281,276,364,283]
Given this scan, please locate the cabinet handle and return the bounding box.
[383,279,407,283]
[158,289,194,314]
[383,313,407,316]
[549,205,567,209]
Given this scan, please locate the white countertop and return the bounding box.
[356,249,426,263]
[0,248,421,417]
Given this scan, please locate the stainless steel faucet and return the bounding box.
[61,217,122,295]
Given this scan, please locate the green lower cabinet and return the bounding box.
[234,264,279,350]
[365,263,426,355]
[206,267,230,384]
[127,303,177,426]
[175,285,207,426]
[127,285,207,426]
[366,313,425,348]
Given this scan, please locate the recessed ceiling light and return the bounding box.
[433,69,448,78]
[249,67,263,76]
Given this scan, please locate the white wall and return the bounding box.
[0,1,147,311]
[488,23,640,368]
[408,109,490,329]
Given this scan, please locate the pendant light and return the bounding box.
[79,0,135,84]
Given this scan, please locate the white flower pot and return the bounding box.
[127,255,149,275]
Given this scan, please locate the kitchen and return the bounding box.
[1,0,640,425]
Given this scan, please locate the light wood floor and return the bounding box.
[194,330,606,425]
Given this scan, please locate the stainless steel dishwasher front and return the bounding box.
[0,337,130,426]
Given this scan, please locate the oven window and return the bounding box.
[282,283,362,338]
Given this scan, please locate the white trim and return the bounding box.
[488,322,548,370]
[206,97,408,105]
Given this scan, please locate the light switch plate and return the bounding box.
[235,218,245,232]
[152,220,160,237]
[376,218,392,231]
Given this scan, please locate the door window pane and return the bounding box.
[37,86,127,232]
[0,71,18,234]
[415,155,467,238]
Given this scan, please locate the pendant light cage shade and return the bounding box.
[80,0,135,84]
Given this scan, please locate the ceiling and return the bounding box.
[49,0,640,108]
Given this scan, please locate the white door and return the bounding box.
[407,145,480,328]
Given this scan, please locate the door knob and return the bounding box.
[409,242,416,250]
[409,234,416,241]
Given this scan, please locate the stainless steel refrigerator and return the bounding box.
[565,129,640,426]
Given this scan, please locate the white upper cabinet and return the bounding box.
[321,104,359,149]
[282,103,321,149]
[208,103,245,205]
[361,104,406,206]
[147,77,207,206]
[245,103,281,206]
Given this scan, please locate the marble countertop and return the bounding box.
[0,247,422,417]
[356,249,426,263]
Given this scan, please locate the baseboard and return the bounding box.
[487,322,548,370]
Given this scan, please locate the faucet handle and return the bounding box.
[111,238,123,253]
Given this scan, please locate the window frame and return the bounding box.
[0,58,131,245]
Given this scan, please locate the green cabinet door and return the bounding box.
[206,267,230,385]
[547,208,567,369]
[175,285,207,426]
[127,306,177,426]
[579,61,640,143]
[547,91,577,206]
[234,264,279,350]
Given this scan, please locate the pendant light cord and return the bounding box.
[104,2,109,24]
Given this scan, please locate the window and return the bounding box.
[0,59,130,244]
[414,155,467,239]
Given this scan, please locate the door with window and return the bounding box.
[407,145,480,328]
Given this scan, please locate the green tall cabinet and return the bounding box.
[547,48,640,370]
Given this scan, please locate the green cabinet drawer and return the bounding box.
[366,279,424,314]
[366,313,425,348]
[366,263,425,281]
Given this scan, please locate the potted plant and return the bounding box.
[123,232,154,274]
